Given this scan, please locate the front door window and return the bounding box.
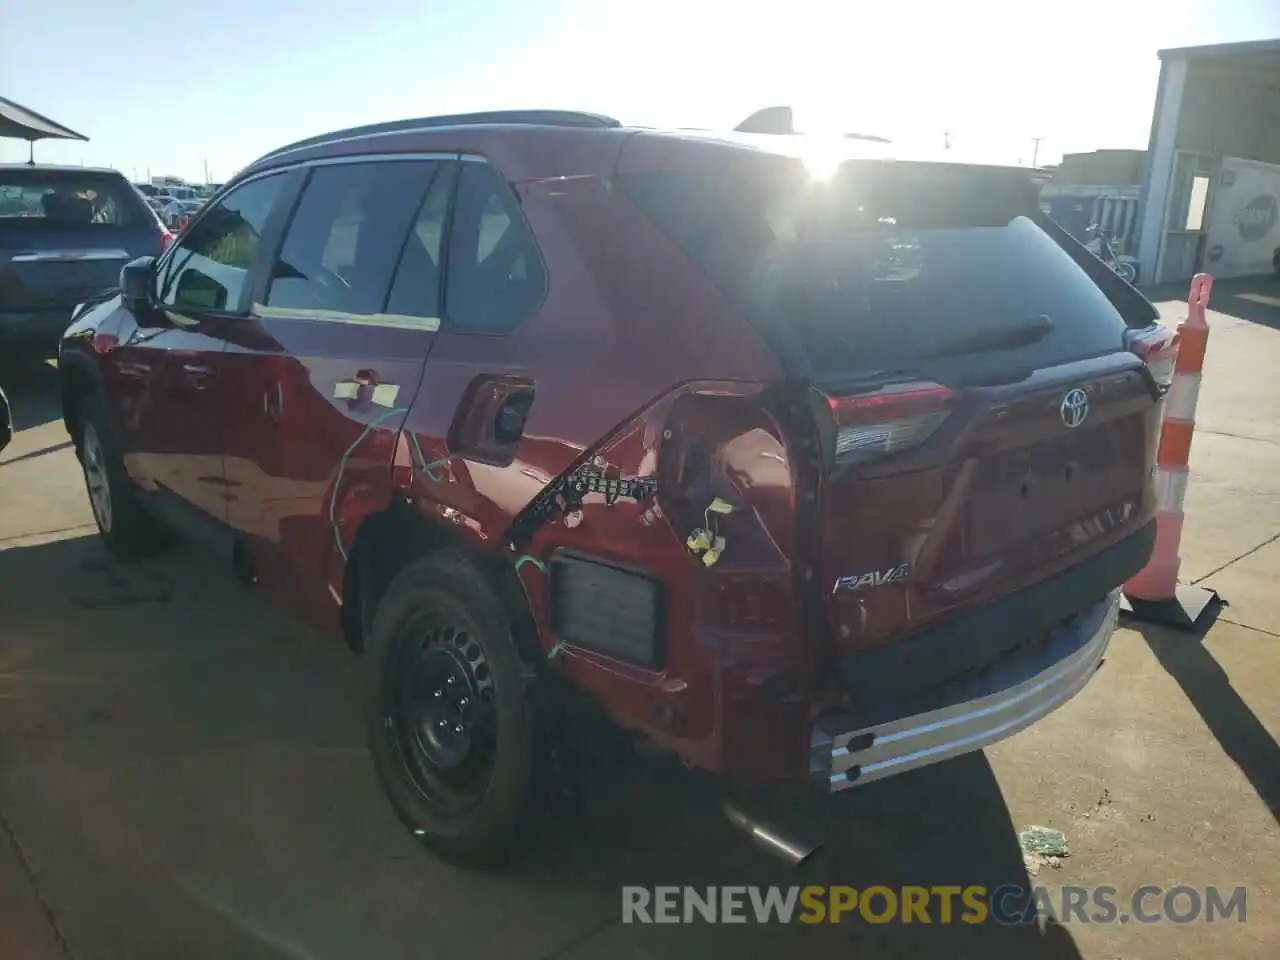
[158,173,290,314]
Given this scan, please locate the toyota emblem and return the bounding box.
[1061,388,1089,428]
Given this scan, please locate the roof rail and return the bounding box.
[256,110,621,163]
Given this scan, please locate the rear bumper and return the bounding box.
[811,589,1120,791]
[839,519,1155,710]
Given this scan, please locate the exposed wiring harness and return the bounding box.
[506,463,658,550]
[329,407,410,561]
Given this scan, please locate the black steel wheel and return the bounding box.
[365,550,543,868]
[389,616,498,815]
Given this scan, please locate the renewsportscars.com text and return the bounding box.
[621,885,1247,926]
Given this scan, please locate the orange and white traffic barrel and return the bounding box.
[1125,273,1213,607]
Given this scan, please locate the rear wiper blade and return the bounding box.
[924,314,1053,359]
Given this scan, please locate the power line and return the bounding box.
[1031,136,1046,167]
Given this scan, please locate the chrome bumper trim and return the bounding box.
[812,590,1121,792]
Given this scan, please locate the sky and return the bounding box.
[3,0,1279,182]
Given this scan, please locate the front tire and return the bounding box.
[78,397,166,560]
[1114,260,1137,283]
[365,550,543,868]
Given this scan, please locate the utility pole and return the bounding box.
[203,157,210,185]
[944,130,952,151]
[1031,136,1046,167]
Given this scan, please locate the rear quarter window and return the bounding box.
[620,162,1140,384]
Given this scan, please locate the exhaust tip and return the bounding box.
[723,800,822,867]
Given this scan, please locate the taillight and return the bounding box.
[822,381,954,466]
[1127,326,1179,392]
[160,228,175,252]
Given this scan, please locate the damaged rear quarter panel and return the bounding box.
[396,171,818,778]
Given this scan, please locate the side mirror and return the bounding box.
[120,256,156,314]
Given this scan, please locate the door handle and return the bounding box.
[116,360,152,380]
[182,362,216,390]
[334,370,382,403]
[263,383,284,422]
[336,369,379,389]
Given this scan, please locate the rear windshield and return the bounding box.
[0,169,148,231]
[620,160,1137,385]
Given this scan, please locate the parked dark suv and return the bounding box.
[2,165,172,356]
[57,109,1175,867]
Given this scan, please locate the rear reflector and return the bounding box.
[823,381,953,465]
[549,552,665,668]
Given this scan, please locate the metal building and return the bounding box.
[1136,38,1280,284]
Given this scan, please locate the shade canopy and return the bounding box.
[0,96,88,143]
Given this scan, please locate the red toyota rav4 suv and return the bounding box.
[58,109,1174,867]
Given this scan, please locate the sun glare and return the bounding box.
[801,136,846,182]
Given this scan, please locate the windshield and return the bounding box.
[0,169,147,231]
[620,160,1137,384]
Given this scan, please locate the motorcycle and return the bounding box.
[1083,223,1138,284]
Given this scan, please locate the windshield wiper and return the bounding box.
[924,314,1053,359]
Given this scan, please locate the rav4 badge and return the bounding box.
[834,563,911,595]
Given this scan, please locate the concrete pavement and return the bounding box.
[1,277,1278,959]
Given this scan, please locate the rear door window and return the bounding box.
[384,161,456,322]
[620,162,1138,385]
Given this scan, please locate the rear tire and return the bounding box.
[78,396,166,560]
[1115,261,1137,283]
[365,550,544,868]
